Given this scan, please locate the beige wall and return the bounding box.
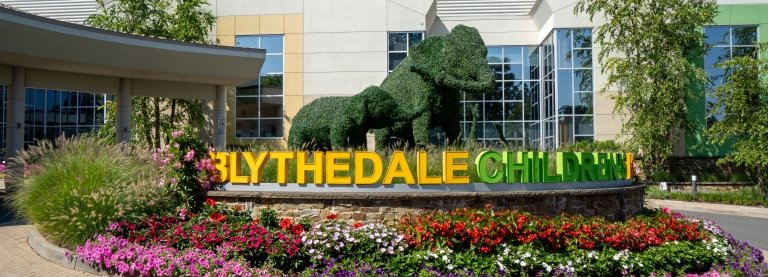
[214,0,626,146]
[216,13,304,147]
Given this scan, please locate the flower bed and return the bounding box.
[73,201,767,277]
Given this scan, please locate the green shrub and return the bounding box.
[646,185,768,207]
[9,136,174,248]
[559,140,628,153]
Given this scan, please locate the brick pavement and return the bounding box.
[0,225,93,277]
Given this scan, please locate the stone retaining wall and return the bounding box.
[206,184,645,222]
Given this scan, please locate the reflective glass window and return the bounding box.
[704,25,758,128]
[235,35,285,138]
[388,32,425,72]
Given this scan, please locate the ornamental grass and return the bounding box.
[8,135,175,248]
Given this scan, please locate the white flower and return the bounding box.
[520,261,527,267]
[447,264,454,270]
[442,255,448,261]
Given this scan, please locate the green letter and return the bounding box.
[475,151,503,183]
[578,153,597,181]
[557,152,580,182]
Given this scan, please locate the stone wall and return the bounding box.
[206,184,645,223]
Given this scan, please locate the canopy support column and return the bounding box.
[6,67,25,186]
[116,78,132,143]
[214,85,227,150]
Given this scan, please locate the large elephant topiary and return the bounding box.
[374,25,495,148]
[288,86,423,149]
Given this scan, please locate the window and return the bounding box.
[704,26,757,127]
[388,32,424,72]
[462,46,540,148]
[15,87,108,146]
[461,28,593,150]
[554,28,594,147]
[235,35,284,139]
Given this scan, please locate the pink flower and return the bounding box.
[170,177,178,185]
[172,130,184,138]
[184,149,196,162]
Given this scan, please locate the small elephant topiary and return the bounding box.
[374,25,495,148]
[288,86,423,149]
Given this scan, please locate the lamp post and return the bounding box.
[691,175,698,197]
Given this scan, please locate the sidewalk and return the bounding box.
[646,199,768,219]
[0,225,93,277]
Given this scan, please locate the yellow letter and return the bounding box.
[625,153,635,180]
[243,152,269,183]
[417,151,442,184]
[270,151,295,184]
[229,152,249,184]
[354,151,383,184]
[382,151,416,184]
[326,151,352,184]
[296,151,324,184]
[443,151,470,184]
[210,152,229,182]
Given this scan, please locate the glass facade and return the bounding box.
[463,46,540,148]
[235,35,284,139]
[554,29,594,147]
[703,25,757,128]
[388,32,424,72]
[0,86,109,148]
[463,28,594,150]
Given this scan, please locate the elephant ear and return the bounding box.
[439,25,495,94]
[409,36,446,83]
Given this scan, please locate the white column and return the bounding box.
[214,85,227,150]
[116,78,131,143]
[6,67,25,185]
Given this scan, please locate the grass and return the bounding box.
[645,185,768,207]
[8,136,175,248]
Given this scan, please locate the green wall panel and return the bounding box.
[714,5,730,25]
[685,4,766,157]
[759,4,768,23]
[731,5,759,25]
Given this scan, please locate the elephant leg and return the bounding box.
[374,128,390,150]
[411,113,432,146]
[330,119,356,149]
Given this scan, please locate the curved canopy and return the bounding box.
[0,5,264,86]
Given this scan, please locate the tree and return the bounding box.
[87,0,214,147]
[574,0,718,175]
[707,46,768,198]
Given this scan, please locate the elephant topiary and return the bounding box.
[288,86,423,149]
[374,25,495,148]
[287,24,493,150]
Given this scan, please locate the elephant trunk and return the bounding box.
[395,100,428,122]
[438,68,495,94]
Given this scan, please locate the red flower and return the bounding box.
[353,222,363,229]
[279,218,293,230]
[209,212,226,223]
[326,213,338,220]
[291,224,304,235]
[206,198,217,206]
